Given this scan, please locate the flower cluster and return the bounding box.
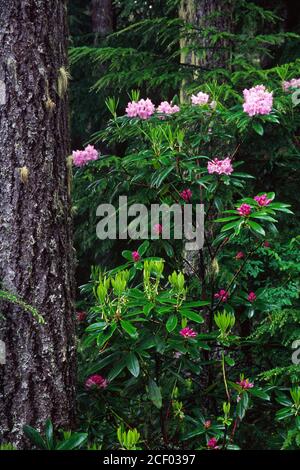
[247,292,256,302]
[207,437,219,449]
[180,188,192,202]
[242,85,273,116]
[126,98,155,119]
[157,101,180,115]
[132,251,140,262]
[235,251,244,260]
[214,289,229,303]
[237,378,254,390]
[180,326,197,338]
[72,144,98,167]
[191,91,210,106]
[85,374,108,390]
[207,157,233,175]
[282,78,300,92]
[254,194,272,206]
[237,203,252,216]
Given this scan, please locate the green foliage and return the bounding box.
[23,419,88,450]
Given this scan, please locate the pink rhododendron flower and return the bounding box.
[207,157,233,175]
[204,420,211,429]
[125,98,155,119]
[153,223,162,235]
[191,91,210,106]
[180,326,198,338]
[157,101,180,115]
[263,240,270,248]
[235,251,245,260]
[237,378,254,390]
[237,203,252,216]
[72,144,98,167]
[214,289,229,302]
[76,311,87,322]
[254,194,272,206]
[180,188,192,202]
[207,437,219,449]
[282,78,300,92]
[248,291,257,302]
[132,251,140,262]
[85,374,108,390]
[242,85,273,116]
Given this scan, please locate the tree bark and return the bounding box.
[0,0,76,447]
[91,0,113,41]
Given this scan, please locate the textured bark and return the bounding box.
[179,0,233,72]
[91,0,113,38]
[0,0,76,447]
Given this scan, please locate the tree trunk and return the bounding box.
[91,0,113,42]
[0,0,76,447]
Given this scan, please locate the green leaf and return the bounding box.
[252,121,264,136]
[23,425,47,450]
[248,220,265,236]
[148,379,162,409]
[221,220,241,232]
[180,309,204,324]
[56,433,88,450]
[138,240,149,256]
[126,352,140,377]
[276,407,295,421]
[45,419,54,450]
[85,322,107,333]
[120,320,138,338]
[122,250,134,261]
[166,315,178,332]
[248,388,270,401]
[225,356,235,367]
[107,360,126,381]
[236,392,249,420]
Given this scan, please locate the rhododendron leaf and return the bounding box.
[182,428,206,440]
[45,419,54,450]
[248,220,266,236]
[122,250,134,261]
[97,324,117,347]
[120,320,138,338]
[221,220,241,232]
[148,379,162,409]
[107,360,126,381]
[180,309,204,324]
[236,392,249,420]
[248,388,270,401]
[166,314,178,332]
[56,433,88,450]
[162,241,174,257]
[276,408,295,420]
[182,300,210,307]
[23,425,47,450]
[215,216,240,223]
[85,322,107,333]
[250,213,277,222]
[252,121,264,136]
[137,240,149,256]
[126,352,140,377]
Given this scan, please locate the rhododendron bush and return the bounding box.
[72,77,300,450]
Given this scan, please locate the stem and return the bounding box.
[221,352,230,401]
